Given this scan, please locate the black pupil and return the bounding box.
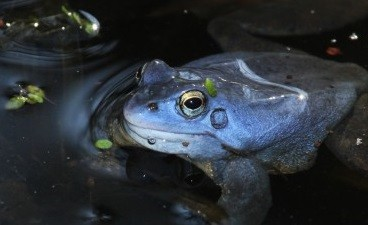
[184,97,202,110]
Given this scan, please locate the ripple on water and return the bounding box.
[0,2,223,225]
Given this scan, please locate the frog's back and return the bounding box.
[186,52,368,173]
[186,52,368,93]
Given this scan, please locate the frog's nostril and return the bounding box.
[147,102,158,111]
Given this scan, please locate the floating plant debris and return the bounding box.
[5,84,45,110]
[61,5,100,37]
[5,96,28,110]
[94,139,113,150]
[26,85,45,104]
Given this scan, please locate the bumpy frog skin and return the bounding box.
[122,52,367,171]
[124,57,309,159]
[120,52,368,225]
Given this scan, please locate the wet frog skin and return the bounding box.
[118,52,368,225]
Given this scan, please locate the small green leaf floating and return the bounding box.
[27,93,44,104]
[94,139,113,150]
[26,85,45,104]
[5,96,27,110]
[61,5,100,36]
[204,78,217,97]
[5,85,46,110]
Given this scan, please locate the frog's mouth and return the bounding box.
[122,119,195,153]
[121,119,226,159]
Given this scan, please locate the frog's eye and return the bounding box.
[179,90,206,118]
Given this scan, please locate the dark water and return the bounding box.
[1,0,368,225]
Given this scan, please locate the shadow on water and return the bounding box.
[264,146,368,225]
[1,0,368,225]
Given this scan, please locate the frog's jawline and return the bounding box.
[123,120,205,143]
[122,120,227,158]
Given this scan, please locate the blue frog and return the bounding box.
[116,52,368,225]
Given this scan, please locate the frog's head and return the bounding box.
[122,59,308,160]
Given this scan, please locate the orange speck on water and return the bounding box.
[0,19,4,28]
[326,47,342,56]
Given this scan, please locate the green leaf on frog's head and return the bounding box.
[204,78,217,97]
[94,139,113,150]
[5,96,27,110]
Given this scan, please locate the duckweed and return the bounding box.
[5,85,45,110]
[94,139,113,150]
[5,96,28,110]
[61,5,100,36]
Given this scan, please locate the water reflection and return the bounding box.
[0,1,222,224]
[2,0,368,224]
